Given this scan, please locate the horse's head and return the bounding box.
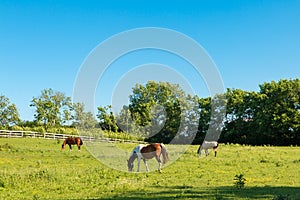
[127,152,137,172]
[127,159,134,172]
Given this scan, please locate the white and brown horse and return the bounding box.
[197,140,218,157]
[127,143,169,172]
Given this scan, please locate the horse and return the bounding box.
[61,137,83,151]
[127,143,169,172]
[197,140,218,157]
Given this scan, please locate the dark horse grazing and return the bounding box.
[127,143,169,172]
[62,137,83,151]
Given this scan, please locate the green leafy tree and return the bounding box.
[221,89,257,144]
[116,105,141,134]
[194,93,226,144]
[128,81,189,143]
[30,88,72,127]
[221,79,300,145]
[178,94,201,144]
[97,105,118,132]
[256,79,300,145]
[192,96,211,144]
[0,95,20,127]
[72,102,97,129]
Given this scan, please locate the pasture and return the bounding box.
[0,138,299,200]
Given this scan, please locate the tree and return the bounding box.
[220,79,300,145]
[255,79,300,145]
[97,105,118,132]
[72,102,97,129]
[30,88,72,127]
[193,96,211,144]
[128,81,189,143]
[0,95,20,127]
[221,89,257,144]
[116,105,138,134]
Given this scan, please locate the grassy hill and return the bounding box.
[0,138,299,199]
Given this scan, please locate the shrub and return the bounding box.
[33,126,46,133]
[46,126,78,135]
[10,125,23,131]
[233,174,246,189]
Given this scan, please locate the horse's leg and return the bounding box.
[137,157,141,172]
[143,159,149,172]
[155,154,162,172]
[69,144,72,151]
[205,149,208,156]
[158,160,162,171]
[214,148,217,157]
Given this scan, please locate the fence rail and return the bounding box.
[0,130,145,144]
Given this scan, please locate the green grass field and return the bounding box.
[0,138,299,200]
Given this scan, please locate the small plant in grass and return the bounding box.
[0,179,5,188]
[233,174,246,189]
[0,143,13,151]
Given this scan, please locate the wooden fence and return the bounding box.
[0,130,145,144]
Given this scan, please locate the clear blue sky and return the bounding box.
[1,0,299,121]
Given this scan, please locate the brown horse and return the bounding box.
[127,143,169,172]
[62,137,83,151]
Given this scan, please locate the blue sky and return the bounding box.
[1,0,299,121]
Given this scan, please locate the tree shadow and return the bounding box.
[92,186,300,200]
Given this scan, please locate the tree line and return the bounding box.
[1,79,299,145]
[0,88,97,133]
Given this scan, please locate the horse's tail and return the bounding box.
[160,144,169,164]
[79,138,83,146]
[62,139,66,150]
[213,142,218,150]
[197,145,201,155]
[213,142,218,157]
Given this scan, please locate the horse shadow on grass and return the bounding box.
[92,186,300,200]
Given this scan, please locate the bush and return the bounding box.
[64,127,79,135]
[10,125,23,131]
[32,126,46,133]
[102,130,143,141]
[46,126,78,135]
[233,174,246,189]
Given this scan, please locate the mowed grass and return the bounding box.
[0,138,299,200]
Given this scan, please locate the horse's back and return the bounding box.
[202,140,218,147]
[131,144,145,155]
[66,137,75,144]
[65,137,83,145]
[133,143,164,155]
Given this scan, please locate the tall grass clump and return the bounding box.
[233,174,246,189]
